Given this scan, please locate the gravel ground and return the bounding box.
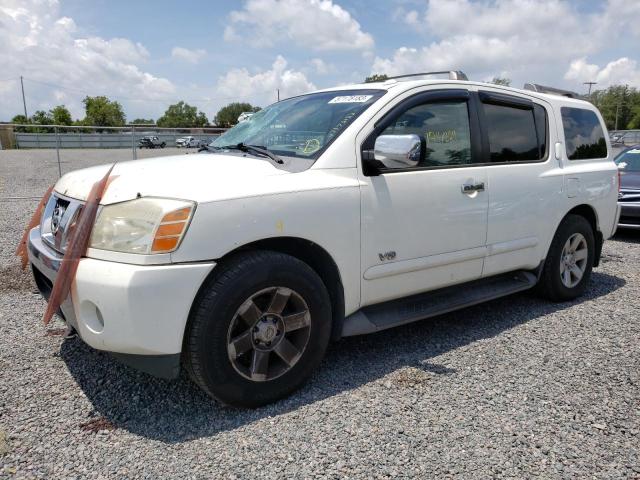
[1,149,639,479]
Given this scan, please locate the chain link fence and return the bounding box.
[0,124,228,202]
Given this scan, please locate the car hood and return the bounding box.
[621,171,640,191]
[54,153,290,204]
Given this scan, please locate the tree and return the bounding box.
[491,77,511,86]
[11,114,29,132]
[82,96,126,127]
[365,74,389,83]
[591,85,640,130]
[30,110,53,125]
[214,102,260,127]
[50,105,73,126]
[11,114,28,124]
[23,110,53,133]
[131,118,155,125]
[629,105,640,130]
[156,101,208,128]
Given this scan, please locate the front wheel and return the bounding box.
[538,214,595,301]
[183,251,332,407]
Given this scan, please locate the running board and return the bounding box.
[341,270,537,337]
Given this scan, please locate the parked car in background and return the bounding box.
[138,136,166,149]
[611,130,640,147]
[237,112,254,123]
[176,136,205,148]
[28,71,619,407]
[615,145,640,229]
[176,136,190,148]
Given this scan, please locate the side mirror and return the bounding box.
[373,134,422,169]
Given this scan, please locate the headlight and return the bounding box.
[90,198,195,254]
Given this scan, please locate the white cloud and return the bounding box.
[565,57,640,88]
[403,9,420,27]
[215,55,316,105]
[309,58,331,75]
[371,0,640,90]
[392,7,420,28]
[0,0,175,120]
[224,0,374,52]
[171,46,207,64]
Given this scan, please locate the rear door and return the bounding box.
[477,90,564,276]
[358,89,489,306]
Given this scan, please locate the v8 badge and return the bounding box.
[378,251,396,262]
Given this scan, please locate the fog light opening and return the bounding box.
[81,301,105,334]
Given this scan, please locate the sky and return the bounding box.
[1,0,639,123]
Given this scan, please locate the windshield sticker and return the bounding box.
[302,138,321,154]
[328,95,373,104]
[426,129,457,144]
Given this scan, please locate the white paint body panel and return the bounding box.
[39,79,618,356]
[72,259,214,355]
[358,167,489,305]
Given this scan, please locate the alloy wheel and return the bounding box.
[226,287,311,382]
[559,232,588,288]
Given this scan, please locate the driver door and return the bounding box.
[358,89,489,306]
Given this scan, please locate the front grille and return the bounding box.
[32,265,53,300]
[620,215,640,225]
[40,193,85,253]
[619,189,640,202]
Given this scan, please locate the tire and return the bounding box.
[161,142,166,148]
[183,251,332,407]
[538,214,595,301]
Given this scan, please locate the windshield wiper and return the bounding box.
[210,143,284,164]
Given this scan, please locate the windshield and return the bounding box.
[211,89,385,159]
[616,148,640,172]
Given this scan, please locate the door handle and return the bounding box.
[461,182,485,194]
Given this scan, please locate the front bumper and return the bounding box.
[28,227,215,378]
[618,202,640,230]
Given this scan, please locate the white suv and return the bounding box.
[28,71,620,407]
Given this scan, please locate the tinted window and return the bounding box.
[615,148,640,172]
[483,102,543,162]
[379,101,472,167]
[561,107,607,160]
[533,104,547,158]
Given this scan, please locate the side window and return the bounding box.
[533,104,547,158]
[482,101,545,162]
[561,107,607,160]
[379,101,472,167]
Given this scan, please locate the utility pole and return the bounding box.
[583,81,597,97]
[20,76,28,119]
[277,88,280,102]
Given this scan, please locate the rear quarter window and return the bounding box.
[561,107,608,160]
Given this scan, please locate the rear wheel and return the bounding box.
[183,251,332,407]
[538,214,595,301]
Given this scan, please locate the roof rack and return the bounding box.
[523,83,581,98]
[385,71,469,81]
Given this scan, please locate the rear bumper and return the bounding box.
[28,227,215,378]
[618,202,640,230]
